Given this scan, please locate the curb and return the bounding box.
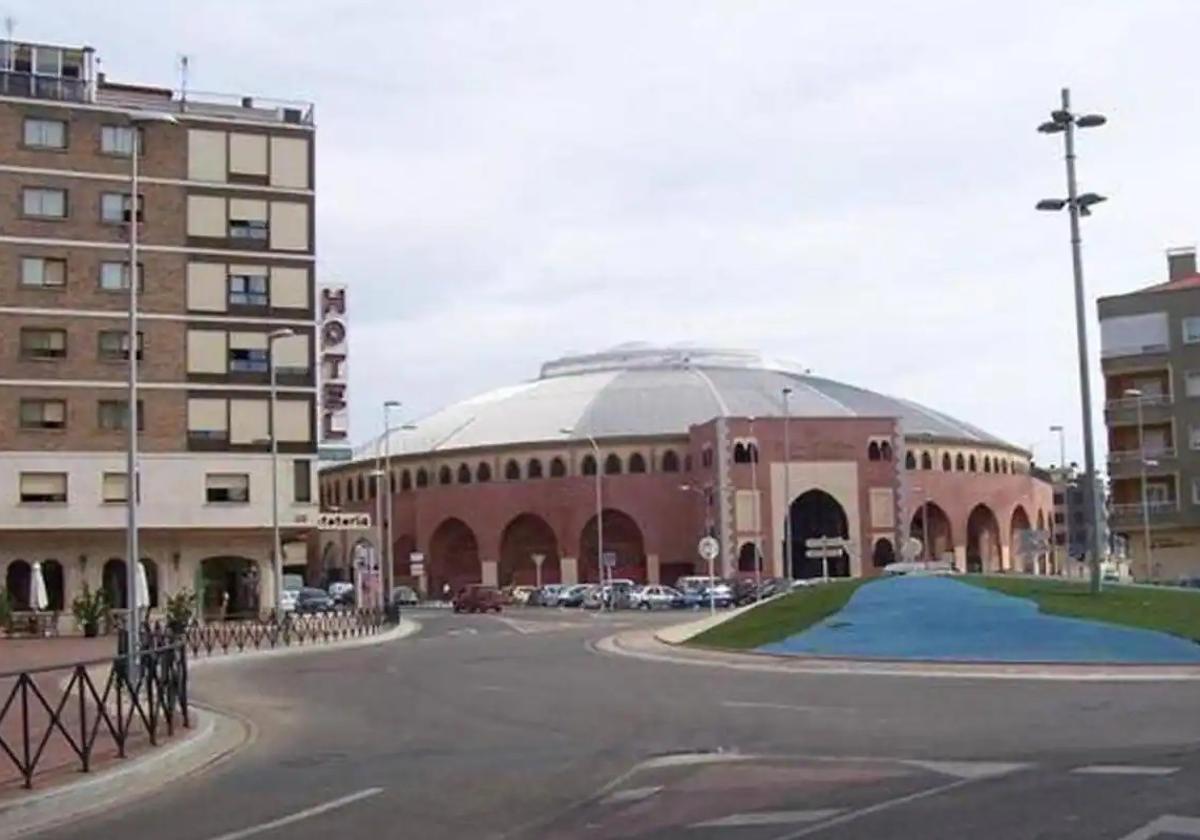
[0,618,421,838]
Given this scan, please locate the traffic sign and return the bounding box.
[805,536,846,548]
[697,536,720,562]
[602,551,618,568]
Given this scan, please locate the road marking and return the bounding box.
[692,809,842,828]
[722,700,836,713]
[446,627,478,636]
[1072,765,1180,776]
[765,777,979,839]
[202,788,383,840]
[1118,814,1200,839]
[601,786,662,804]
[906,760,1032,780]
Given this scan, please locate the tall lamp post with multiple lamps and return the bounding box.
[561,428,605,609]
[123,110,177,675]
[267,328,295,613]
[1036,88,1108,594]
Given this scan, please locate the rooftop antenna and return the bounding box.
[178,54,189,105]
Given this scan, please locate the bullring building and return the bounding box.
[317,345,1054,593]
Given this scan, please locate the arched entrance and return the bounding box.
[5,560,31,610]
[102,558,127,610]
[580,509,646,583]
[966,504,1001,573]
[200,556,260,619]
[1010,506,1032,572]
[499,514,561,586]
[429,518,480,595]
[788,490,850,579]
[737,541,760,573]
[393,533,417,582]
[872,538,895,568]
[42,560,64,611]
[909,502,953,560]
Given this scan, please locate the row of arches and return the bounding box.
[903,501,1046,572]
[866,439,894,461]
[322,448,688,507]
[2,558,160,612]
[903,449,1026,475]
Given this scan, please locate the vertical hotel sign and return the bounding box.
[318,284,350,447]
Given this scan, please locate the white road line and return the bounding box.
[691,809,842,828]
[202,788,384,840]
[906,760,1032,780]
[1072,765,1180,776]
[1118,814,1200,839]
[722,700,836,713]
[601,786,663,805]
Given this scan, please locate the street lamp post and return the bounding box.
[748,417,762,602]
[124,111,177,676]
[267,328,295,613]
[1036,88,1108,594]
[1124,388,1154,579]
[781,387,793,582]
[561,428,605,609]
[381,400,402,603]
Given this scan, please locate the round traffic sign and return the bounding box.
[697,536,720,562]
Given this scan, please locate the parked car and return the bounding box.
[453,584,504,613]
[535,584,564,607]
[296,587,334,613]
[328,581,355,606]
[582,586,606,610]
[390,585,419,606]
[631,585,684,610]
[557,584,592,608]
[279,588,299,613]
[510,585,538,605]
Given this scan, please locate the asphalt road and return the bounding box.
[36,608,1200,840]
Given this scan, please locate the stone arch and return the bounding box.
[737,541,761,573]
[880,441,892,461]
[628,452,647,474]
[580,509,646,583]
[1011,505,1032,572]
[872,538,895,568]
[966,504,1001,573]
[102,558,127,610]
[550,457,567,478]
[983,456,992,473]
[905,451,916,469]
[504,459,521,480]
[416,468,429,488]
[357,474,365,500]
[393,533,417,581]
[457,464,472,484]
[499,514,561,586]
[476,462,492,483]
[428,518,480,594]
[40,560,65,611]
[733,442,751,463]
[604,453,622,475]
[5,559,31,610]
[910,502,954,560]
[581,454,597,476]
[199,556,260,617]
[968,454,977,472]
[527,458,544,479]
[942,452,951,471]
[955,453,965,471]
[321,541,341,581]
[401,469,412,491]
[344,477,354,502]
[787,489,850,579]
[438,466,452,485]
[141,558,160,608]
[921,451,933,470]
[661,449,680,472]
[868,441,881,461]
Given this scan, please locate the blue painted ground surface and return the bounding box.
[758,576,1200,664]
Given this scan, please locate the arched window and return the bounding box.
[733,442,750,464]
[905,451,917,470]
[457,464,472,484]
[684,454,693,471]
[42,559,64,611]
[390,471,397,494]
[345,478,354,502]
[968,455,977,472]
[880,441,892,461]
[438,466,452,485]
[604,453,622,475]
[868,441,881,461]
[505,459,521,480]
[921,451,933,470]
[141,558,159,608]
[955,453,965,471]
[662,450,680,472]
[416,468,429,488]
[477,462,492,482]
[527,458,543,478]
[581,454,597,476]
[1001,460,1009,474]
[356,475,365,500]
[628,453,647,473]
[368,474,377,500]
[942,453,952,471]
[401,470,412,491]
[550,457,566,478]
[983,456,991,473]
[748,443,759,463]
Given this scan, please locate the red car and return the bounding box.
[453,585,504,613]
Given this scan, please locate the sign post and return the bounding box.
[531,553,546,589]
[697,536,720,615]
[805,536,846,581]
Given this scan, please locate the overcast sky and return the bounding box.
[24,0,1200,465]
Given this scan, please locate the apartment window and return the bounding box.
[228,219,268,241]
[20,327,67,359]
[99,261,143,292]
[101,472,130,504]
[229,346,268,373]
[229,273,268,306]
[23,118,66,149]
[1184,317,1200,344]
[206,473,249,503]
[100,125,140,156]
[1191,425,1200,450]
[20,257,66,288]
[22,188,66,218]
[19,472,67,504]
[294,459,312,503]
[1187,372,1200,398]
[100,192,143,224]
[1193,478,1200,506]
[19,399,66,430]
[98,400,144,431]
[98,330,143,361]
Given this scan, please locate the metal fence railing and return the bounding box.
[181,608,388,657]
[0,638,188,790]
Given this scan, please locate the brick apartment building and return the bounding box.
[0,38,319,625]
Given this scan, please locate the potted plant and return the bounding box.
[71,583,108,638]
[165,588,195,636]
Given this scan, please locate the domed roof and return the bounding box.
[365,345,1016,458]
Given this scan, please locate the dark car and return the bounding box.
[296,587,334,613]
[453,584,504,614]
[390,586,420,606]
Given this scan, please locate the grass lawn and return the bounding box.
[687,578,869,650]
[962,576,1200,642]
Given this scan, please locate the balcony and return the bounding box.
[0,69,91,103]
[1110,500,1181,520]
[1105,393,1172,412]
[1108,447,1176,464]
